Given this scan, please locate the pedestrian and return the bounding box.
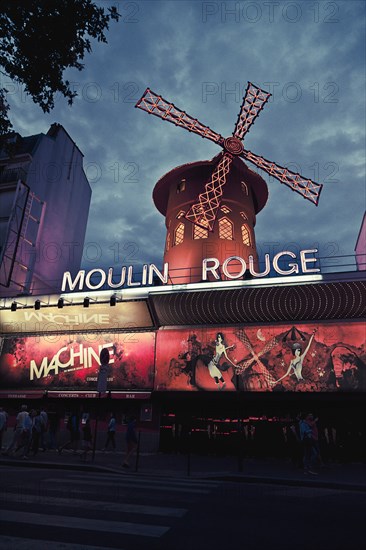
[14,408,32,459]
[30,409,43,456]
[5,404,28,456]
[0,407,8,451]
[122,415,138,468]
[39,407,48,451]
[102,412,116,451]
[307,413,324,467]
[299,413,318,475]
[58,411,80,454]
[287,413,302,468]
[47,410,59,450]
[80,414,93,461]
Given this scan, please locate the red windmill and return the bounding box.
[136,82,323,283]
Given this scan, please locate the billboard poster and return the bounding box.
[0,300,153,335]
[0,332,155,390]
[155,322,366,392]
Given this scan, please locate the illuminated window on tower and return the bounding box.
[176,210,185,219]
[241,224,251,246]
[219,217,233,240]
[240,211,248,220]
[221,205,231,214]
[193,224,208,239]
[174,223,185,246]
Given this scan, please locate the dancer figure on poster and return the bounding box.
[207,332,236,390]
[272,329,317,386]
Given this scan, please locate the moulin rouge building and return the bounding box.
[0,84,365,455]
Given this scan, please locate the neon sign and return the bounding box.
[61,249,320,291]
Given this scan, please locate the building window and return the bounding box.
[241,181,248,195]
[193,224,208,239]
[219,217,233,240]
[177,179,186,193]
[221,205,231,214]
[240,211,248,220]
[165,232,171,252]
[176,210,185,219]
[174,223,185,246]
[241,224,251,246]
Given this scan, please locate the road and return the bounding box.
[0,465,365,549]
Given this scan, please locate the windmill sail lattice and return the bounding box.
[241,149,323,205]
[233,82,271,139]
[185,153,233,230]
[136,81,323,229]
[136,88,223,145]
[235,329,277,386]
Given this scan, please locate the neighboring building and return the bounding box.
[355,212,366,271]
[0,124,91,297]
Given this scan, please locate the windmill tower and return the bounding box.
[136,82,323,284]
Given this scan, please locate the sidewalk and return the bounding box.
[1,448,366,492]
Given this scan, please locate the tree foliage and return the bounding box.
[0,0,119,135]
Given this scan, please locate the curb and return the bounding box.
[204,474,366,492]
[1,457,366,492]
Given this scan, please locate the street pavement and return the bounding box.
[1,450,366,549]
[1,447,365,492]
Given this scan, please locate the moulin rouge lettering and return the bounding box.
[61,249,320,292]
[30,342,114,381]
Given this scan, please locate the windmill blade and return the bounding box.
[135,88,224,145]
[235,358,256,374]
[233,82,271,140]
[236,336,279,371]
[241,149,323,205]
[236,328,255,353]
[258,336,279,356]
[185,153,233,231]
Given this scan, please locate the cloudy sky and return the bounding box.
[5,0,366,276]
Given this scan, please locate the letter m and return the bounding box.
[30,357,48,381]
[61,270,85,292]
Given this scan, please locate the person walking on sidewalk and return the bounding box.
[39,407,48,451]
[58,411,80,454]
[300,413,318,475]
[122,415,138,468]
[102,412,116,451]
[0,407,8,451]
[14,408,33,459]
[30,409,43,456]
[80,415,93,461]
[5,404,29,456]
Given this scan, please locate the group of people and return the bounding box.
[1,404,49,459]
[58,411,138,466]
[102,412,138,468]
[1,405,138,468]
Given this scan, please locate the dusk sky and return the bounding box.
[5,0,366,275]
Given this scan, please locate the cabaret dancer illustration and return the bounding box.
[271,329,317,386]
[207,332,236,390]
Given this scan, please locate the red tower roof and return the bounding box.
[153,155,268,217]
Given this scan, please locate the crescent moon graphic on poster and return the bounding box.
[257,329,266,342]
